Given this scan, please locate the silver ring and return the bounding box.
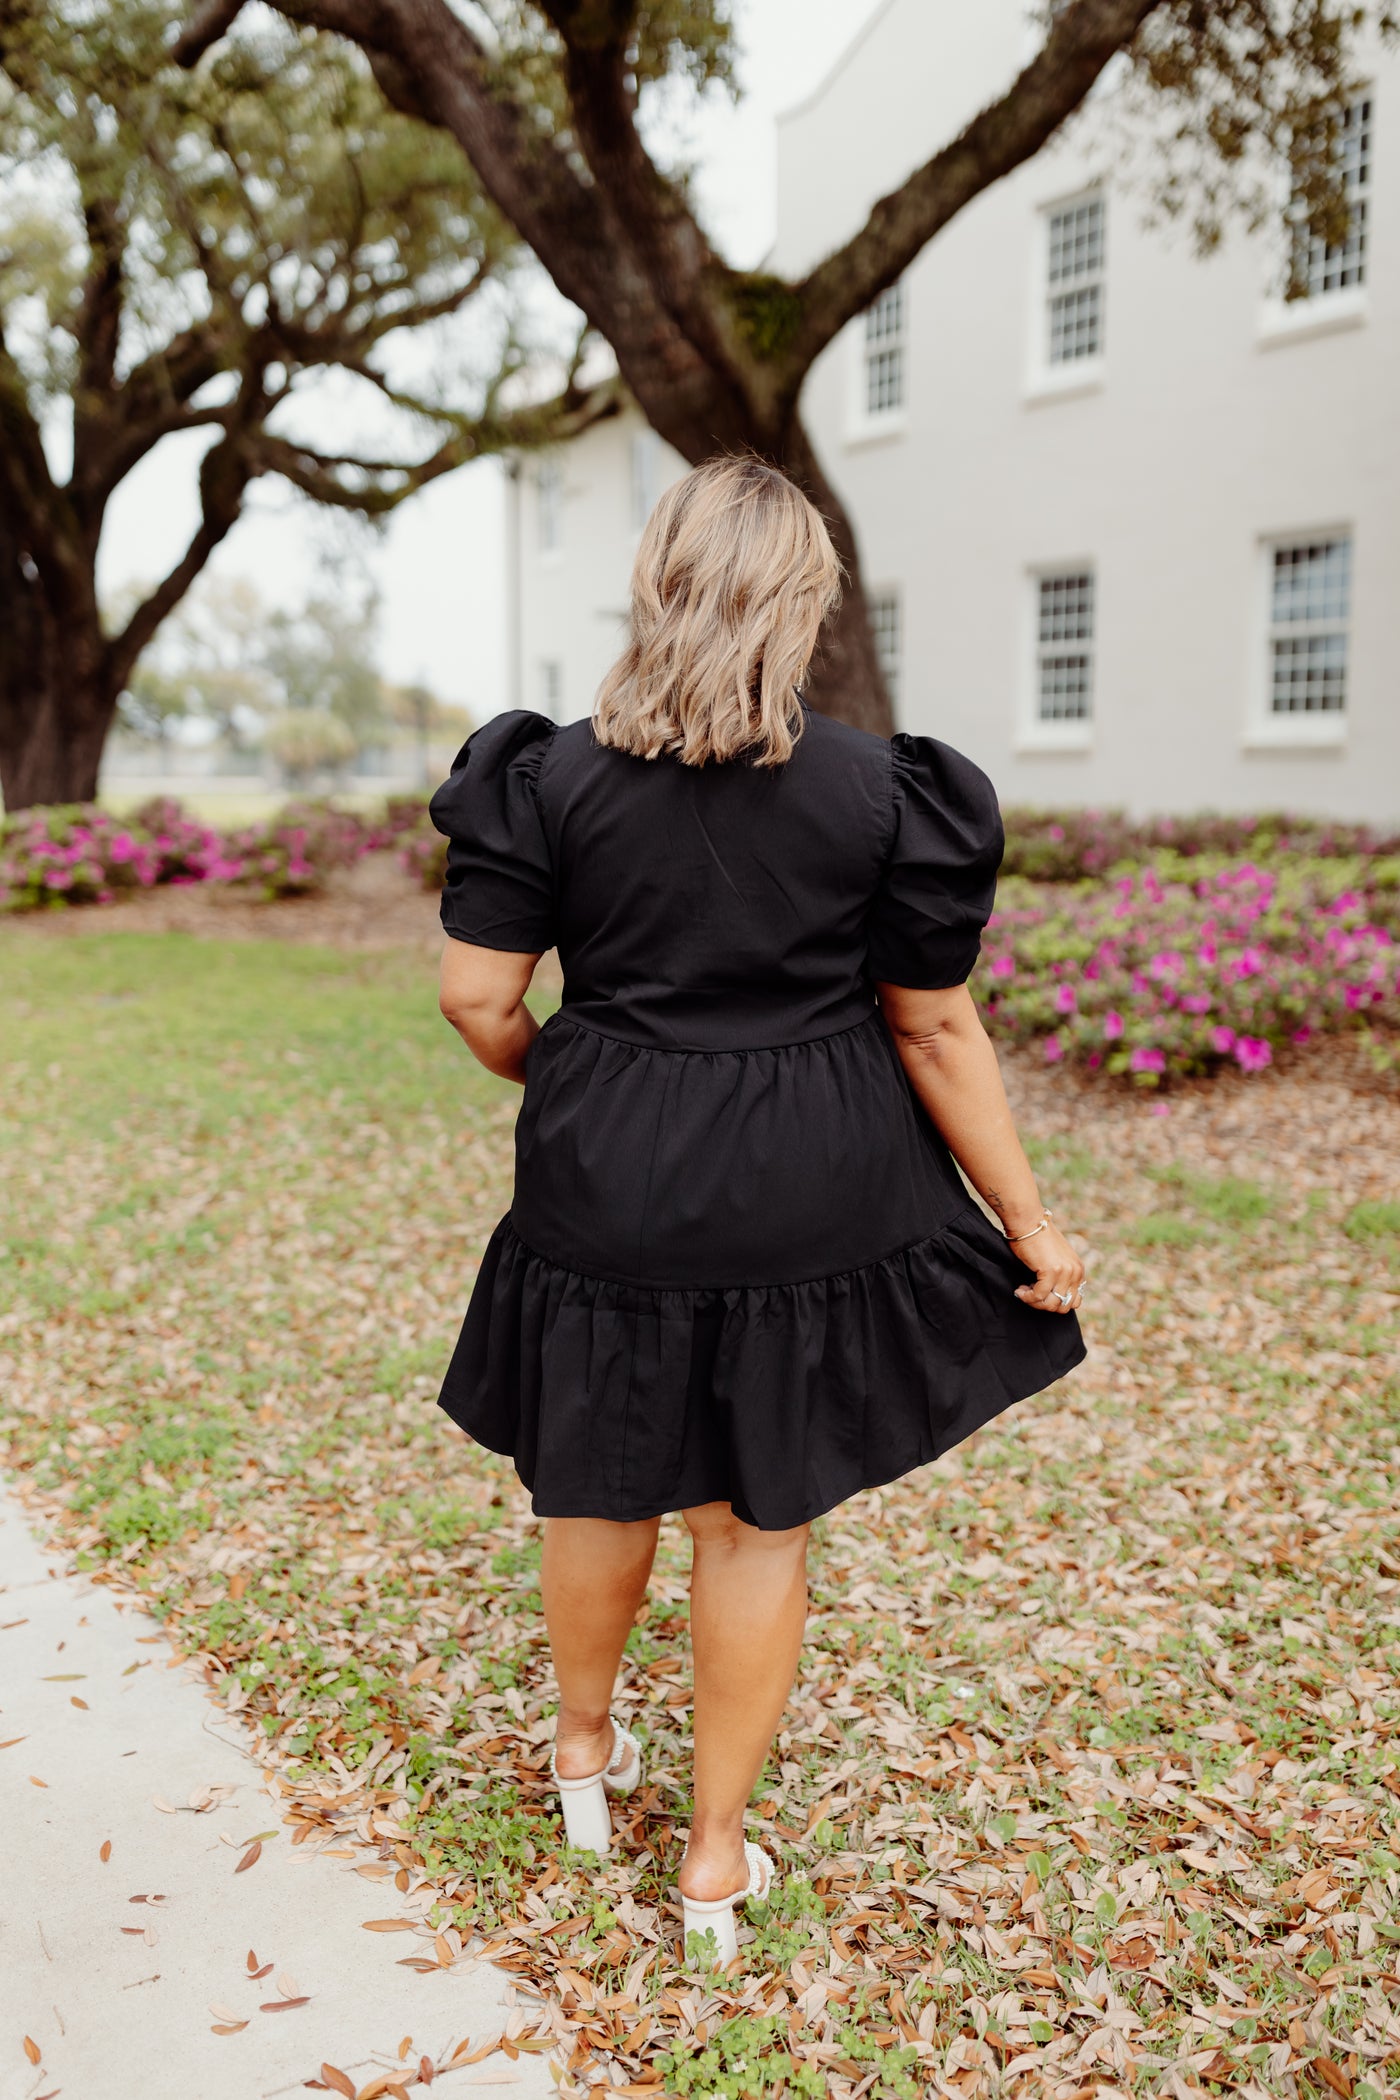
[1053,1289,1073,1305]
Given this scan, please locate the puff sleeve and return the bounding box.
[428,710,558,951]
[866,733,1005,989]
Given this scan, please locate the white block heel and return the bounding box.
[549,1714,642,1855]
[680,1841,776,1967]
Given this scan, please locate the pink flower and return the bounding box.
[1292,1024,1313,1046]
[1234,1036,1273,1073]
[1210,1025,1237,1054]
[1054,983,1077,1014]
[990,954,1016,980]
[1150,1102,1172,1116]
[1043,1034,1064,1063]
[1103,1011,1124,1040]
[1129,1046,1166,1074]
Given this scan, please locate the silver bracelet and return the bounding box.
[1005,1208,1053,1245]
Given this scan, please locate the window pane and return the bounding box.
[1270,633,1348,713]
[866,345,904,414]
[865,284,903,343]
[1049,283,1102,363]
[1271,539,1351,625]
[1039,654,1093,720]
[1289,95,1371,297]
[869,591,900,704]
[1038,572,1094,644]
[1047,196,1104,285]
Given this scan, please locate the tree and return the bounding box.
[176,0,1389,737]
[0,0,617,808]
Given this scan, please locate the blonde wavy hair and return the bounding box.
[592,453,843,768]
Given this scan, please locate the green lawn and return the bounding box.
[2,931,1398,2099]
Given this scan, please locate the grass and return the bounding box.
[3,930,1399,2098]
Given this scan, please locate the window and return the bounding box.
[1288,96,1372,300]
[869,591,901,707]
[1035,570,1095,721]
[630,429,661,532]
[539,659,563,720]
[863,283,905,417]
[537,458,562,554]
[1266,537,1351,715]
[1046,194,1105,365]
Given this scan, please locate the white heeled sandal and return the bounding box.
[550,1714,642,1854]
[680,1840,776,1967]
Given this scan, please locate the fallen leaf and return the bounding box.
[99,1840,111,1862]
[361,1917,416,1932]
[211,2021,248,2036]
[29,1775,48,1787]
[319,2067,356,2099]
[259,1996,310,2012]
[23,2036,41,2065]
[235,1841,261,1873]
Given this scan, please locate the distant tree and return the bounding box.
[261,584,387,754]
[177,0,1390,737]
[0,0,616,808]
[117,661,191,755]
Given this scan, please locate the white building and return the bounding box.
[506,0,1399,821]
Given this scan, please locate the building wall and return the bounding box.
[513,419,688,727]
[779,0,1399,820]
[512,0,1399,820]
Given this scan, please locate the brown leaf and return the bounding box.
[320,2068,356,2100]
[211,2021,249,2036]
[259,1996,310,2012]
[23,2036,41,2065]
[0,1736,26,1748]
[99,1840,111,1862]
[1316,2061,1354,2098]
[361,1917,415,1932]
[235,1841,261,1873]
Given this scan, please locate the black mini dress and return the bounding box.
[429,703,1085,1530]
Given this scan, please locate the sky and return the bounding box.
[98,0,888,717]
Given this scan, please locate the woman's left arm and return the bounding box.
[438,939,542,1085]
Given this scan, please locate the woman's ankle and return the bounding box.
[678,1824,749,1901]
[553,1710,615,1779]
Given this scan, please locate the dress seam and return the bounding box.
[542,1010,882,1058]
[499,1204,985,1296]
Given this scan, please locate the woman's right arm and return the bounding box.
[876,980,1085,1314]
[439,938,541,1085]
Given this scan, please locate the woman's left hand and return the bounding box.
[1011,1222,1086,1315]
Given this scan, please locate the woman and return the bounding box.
[430,455,1085,1963]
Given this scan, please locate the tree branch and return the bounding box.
[245,372,623,512]
[783,0,1164,382]
[106,426,255,688]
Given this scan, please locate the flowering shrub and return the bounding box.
[980,857,1400,1082]
[1000,808,1400,882]
[0,802,241,909]
[0,796,415,910]
[400,814,447,893]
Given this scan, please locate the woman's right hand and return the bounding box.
[1011,1220,1086,1314]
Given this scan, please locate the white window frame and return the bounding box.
[868,588,902,710]
[1246,529,1352,749]
[537,457,563,559]
[1258,90,1373,348]
[1026,187,1107,402]
[846,280,908,444]
[1019,561,1096,752]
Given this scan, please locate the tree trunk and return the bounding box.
[0,528,116,810]
[779,419,893,737]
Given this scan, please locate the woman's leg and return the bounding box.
[678,1502,810,1901]
[542,1515,661,1778]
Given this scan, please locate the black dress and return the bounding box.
[429,704,1085,1530]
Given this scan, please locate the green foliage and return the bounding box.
[1344,1200,1400,1243]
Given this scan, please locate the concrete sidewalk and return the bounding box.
[0,1491,554,2100]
